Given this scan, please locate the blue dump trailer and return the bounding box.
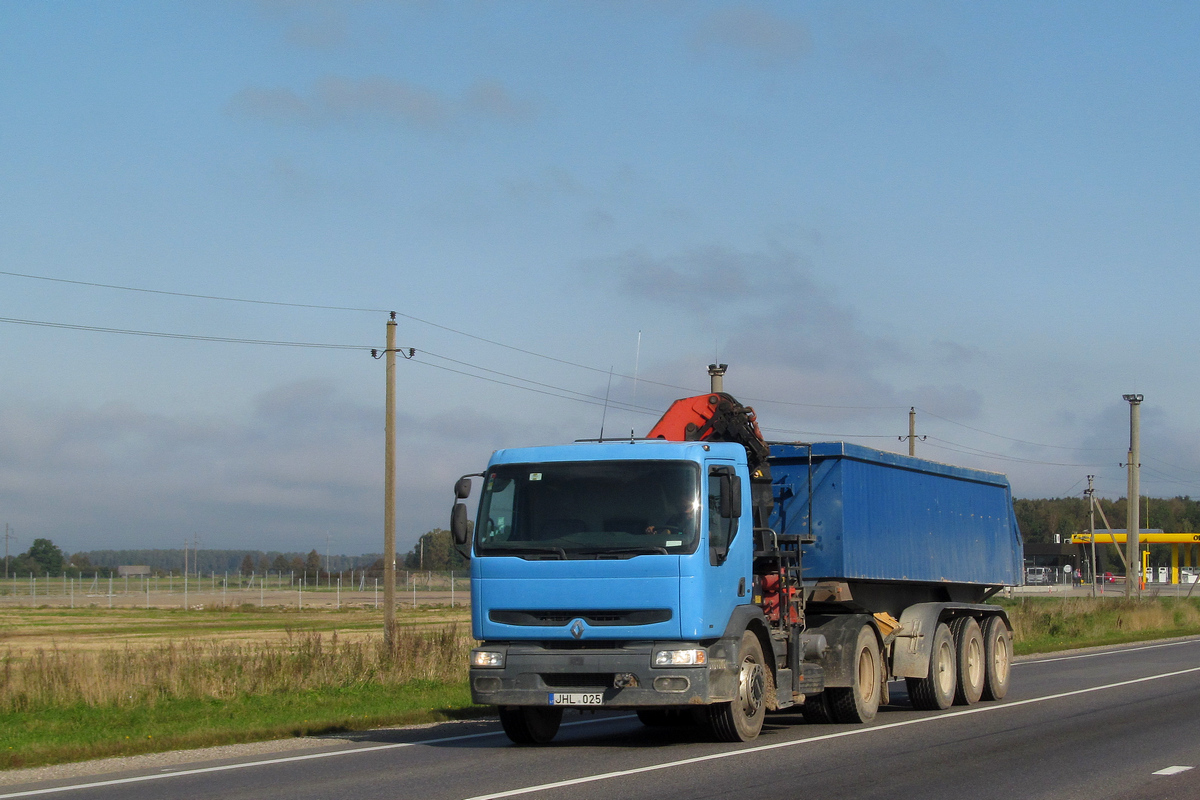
[452,394,1024,745]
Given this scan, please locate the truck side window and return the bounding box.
[480,475,515,542]
[708,466,738,565]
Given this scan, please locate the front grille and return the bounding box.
[540,641,627,650]
[490,609,672,627]
[541,673,613,688]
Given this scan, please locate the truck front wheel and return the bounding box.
[708,631,768,742]
[906,622,956,710]
[498,706,563,745]
[828,625,881,723]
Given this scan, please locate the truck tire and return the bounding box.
[906,622,956,711]
[498,706,563,745]
[980,616,1013,701]
[637,708,701,728]
[707,630,768,742]
[950,616,984,706]
[827,625,881,723]
[802,691,835,724]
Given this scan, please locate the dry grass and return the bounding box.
[1000,596,1200,654]
[0,626,472,713]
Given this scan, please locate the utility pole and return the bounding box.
[383,313,398,651]
[1123,394,1143,598]
[899,407,926,456]
[1086,475,1096,597]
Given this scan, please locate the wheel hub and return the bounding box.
[740,660,765,716]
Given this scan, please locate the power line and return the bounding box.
[922,436,1109,468]
[0,316,374,350]
[0,268,388,311]
[414,351,662,415]
[0,271,1167,461]
[409,358,662,416]
[0,268,699,389]
[915,406,1120,453]
[759,425,895,439]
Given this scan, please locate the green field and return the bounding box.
[4,597,1200,770]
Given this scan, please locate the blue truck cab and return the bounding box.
[468,440,756,714]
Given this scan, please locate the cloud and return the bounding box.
[254,0,351,50]
[0,381,556,555]
[227,77,536,129]
[581,244,993,441]
[692,6,811,67]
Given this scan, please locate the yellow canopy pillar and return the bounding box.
[1172,544,1179,584]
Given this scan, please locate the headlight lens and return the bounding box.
[654,648,707,666]
[472,650,505,668]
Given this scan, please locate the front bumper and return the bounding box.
[470,640,741,708]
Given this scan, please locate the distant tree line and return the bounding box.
[1015,495,1200,574]
[402,529,467,571]
[4,532,470,579]
[1015,496,1200,543]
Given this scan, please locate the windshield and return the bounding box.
[475,460,700,558]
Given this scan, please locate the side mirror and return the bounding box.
[454,476,473,499]
[451,503,471,546]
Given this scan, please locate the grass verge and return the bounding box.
[0,681,480,770]
[997,595,1200,655]
[6,597,1200,770]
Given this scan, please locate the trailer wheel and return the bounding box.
[708,630,768,742]
[828,625,881,723]
[906,622,956,710]
[980,616,1012,701]
[498,706,562,745]
[950,616,984,706]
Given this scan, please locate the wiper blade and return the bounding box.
[493,546,567,560]
[576,546,669,557]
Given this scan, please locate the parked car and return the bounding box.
[1025,566,1053,585]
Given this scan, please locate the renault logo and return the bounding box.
[570,619,585,639]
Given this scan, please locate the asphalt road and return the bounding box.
[6,638,1200,800]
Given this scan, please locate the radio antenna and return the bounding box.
[599,366,614,442]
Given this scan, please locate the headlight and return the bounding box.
[472,650,505,668]
[654,648,707,666]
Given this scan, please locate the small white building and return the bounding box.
[117,565,151,577]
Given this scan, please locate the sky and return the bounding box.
[1,1,1199,557]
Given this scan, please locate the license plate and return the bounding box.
[549,692,604,706]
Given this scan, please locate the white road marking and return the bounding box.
[0,716,636,799]
[1154,766,1194,776]
[462,664,1200,800]
[1017,638,1200,666]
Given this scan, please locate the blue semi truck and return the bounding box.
[450,367,1023,744]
